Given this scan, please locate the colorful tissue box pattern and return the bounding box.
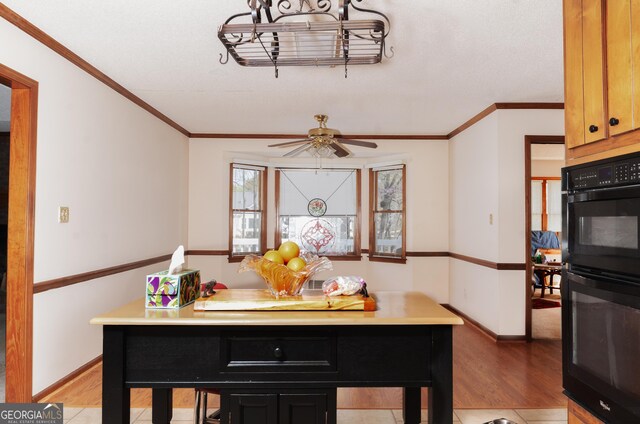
[145,269,200,309]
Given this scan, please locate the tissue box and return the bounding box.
[146,269,201,309]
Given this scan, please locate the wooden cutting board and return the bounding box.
[193,289,376,311]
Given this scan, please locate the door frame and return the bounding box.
[0,63,37,401]
[524,135,564,341]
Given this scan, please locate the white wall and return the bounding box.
[532,159,563,177]
[188,138,451,302]
[0,19,189,394]
[449,109,564,335]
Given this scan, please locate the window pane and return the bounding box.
[278,169,358,257]
[232,212,261,255]
[548,214,561,232]
[547,180,562,214]
[374,213,403,256]
[531,181,542,214]
[376,169,403,211]
[280,215,355,255]
[532,214,542,231]
[233,168,261,211]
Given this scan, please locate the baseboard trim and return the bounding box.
[32,355,102,402]
[441,304,526,342]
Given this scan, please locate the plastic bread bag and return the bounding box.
[322,276,366,297]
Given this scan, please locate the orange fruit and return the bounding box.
[264,250,284,265]
[286,257,306,272]
[278,241,300,263]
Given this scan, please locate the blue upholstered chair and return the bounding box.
[531,231,561,297]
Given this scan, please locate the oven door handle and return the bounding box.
[566,271,588,284]
[568,184,640,202]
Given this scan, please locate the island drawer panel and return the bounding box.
[220,329,337,374]
[124,326,221,382]
[337,327,431,383]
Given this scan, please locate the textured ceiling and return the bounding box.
[2,0,564,135]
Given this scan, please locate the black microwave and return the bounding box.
[563,152,640,281]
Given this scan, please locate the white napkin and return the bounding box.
[168,245,185,275]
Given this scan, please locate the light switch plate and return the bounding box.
[58,206,69,223]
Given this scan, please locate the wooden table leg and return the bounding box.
[152,388,173,424]
[102,326,130,424]
[428,326,453,424]
[403,387,421,424]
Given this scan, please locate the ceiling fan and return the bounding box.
[269,115,378,158]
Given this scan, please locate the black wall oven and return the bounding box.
[563,152,640,423]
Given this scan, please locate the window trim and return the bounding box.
[531,176,561,232]
[369,165,407,263]
[228,163,268,262]
[275,168,362,260]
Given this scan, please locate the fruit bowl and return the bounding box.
[239,252,332,297]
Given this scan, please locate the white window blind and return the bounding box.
[279,169,357,216]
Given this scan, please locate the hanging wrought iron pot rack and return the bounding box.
[218,0,392,77]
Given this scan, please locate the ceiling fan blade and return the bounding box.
[335,138,378,149]
[330,140,352,158]
[284,143,313,157]
[268,138,312,148]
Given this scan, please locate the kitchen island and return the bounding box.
[91,291,463,424]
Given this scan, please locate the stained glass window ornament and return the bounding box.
[308,198,327,217]
[301,219,336,254]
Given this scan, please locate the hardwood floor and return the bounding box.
[40,319,564,409]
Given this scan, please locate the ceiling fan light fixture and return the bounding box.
[310,143,336,158]
[268,114,378,158]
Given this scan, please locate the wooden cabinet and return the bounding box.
[564,0,606,150]
[228,393,278,424]
[606,0,634,136]
[222,389,334,424]
[564,0,640,162]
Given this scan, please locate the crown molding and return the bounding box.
[191,104,564,141]
[446,102,564,139]
[190,133,450,140]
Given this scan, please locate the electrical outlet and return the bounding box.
[58,206,69,223]
[489,213,494,225]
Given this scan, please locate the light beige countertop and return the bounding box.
[90,291,464,326]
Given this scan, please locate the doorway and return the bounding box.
[524,135,564,341]
[0,63,38,402]
[0,82,10,401]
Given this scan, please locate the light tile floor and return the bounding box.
[63,407,568,423]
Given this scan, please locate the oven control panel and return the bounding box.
[565,152,640,190]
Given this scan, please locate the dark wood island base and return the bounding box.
[93,291,462,424]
